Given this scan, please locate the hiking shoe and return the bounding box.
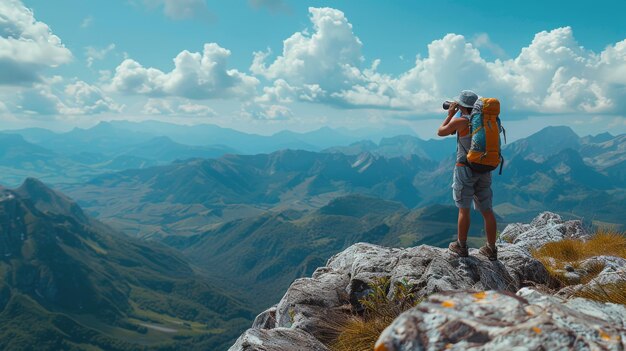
[479,244,498,261]
[448,241,468,257]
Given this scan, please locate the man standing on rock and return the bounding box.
[436,90,498,261]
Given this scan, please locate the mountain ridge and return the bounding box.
[0,178,254,350]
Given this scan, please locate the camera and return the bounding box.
[442,101,453,110]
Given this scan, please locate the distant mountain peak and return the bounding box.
[533,125,579,140]
[15,177,87,223]
[585,132,614,144]
[17,177,53,195]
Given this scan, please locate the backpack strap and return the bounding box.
[456,116,470,153]
[498,155,505,175]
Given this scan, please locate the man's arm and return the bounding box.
[437,103,464,136]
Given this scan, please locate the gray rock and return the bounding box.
[563,271,582,284]
[231,212,624,350]
[228,327,330,351]
[274,269,350,342]
[499,212,589,250]
[376,289,626,351]
[581,256,626,285]
[252,306,277,330]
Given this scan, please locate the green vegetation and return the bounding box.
[167,197,489,310]
[0,179,254,350]
[328,277,421,351]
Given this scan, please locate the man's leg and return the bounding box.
[450,166,474,257]
[458,207,471,243]
[481,209,497,246]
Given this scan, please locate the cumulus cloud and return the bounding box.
[472,33,507,59]
[18,84,67,115]
[254,8,626,115]
[16,78,121,116]
[110,43,259,100]
[65,81,123,114]
[85,44,116,68]
[142,98,216,116]
[241,102,293,120]
[0,0,72,85]
[143,0,212,20]
[251,7,363,91]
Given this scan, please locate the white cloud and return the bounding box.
[142,99,169,114]
[110,43,259,100]
[241,102,293,120]
[18,84,66,115]
[85,44,116,68]
[178,102,216,116]
[15,78,121,116]
[251,7,364,92]
[64,81,123,114]
[142,98,174,114]
[472,33,507,58]
[143,0,212,20]
[0,0,72,84]
[142,98,216,116]
[394,27,624,114]
[253,10,626,116]
[81,16,93,28]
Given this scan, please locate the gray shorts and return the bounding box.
[451,165,493,212]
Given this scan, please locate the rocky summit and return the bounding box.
[229,212,626,351]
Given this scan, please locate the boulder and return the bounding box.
[228,327,330,351]
[499,211,589,250]
[375,289,626,351]
[252,306,277,330]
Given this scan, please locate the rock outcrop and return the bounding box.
[375,288,626,350]
[229,212,626,351]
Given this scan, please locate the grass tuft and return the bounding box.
[532,229,626,285]
[328,277,421,351]
[575,281,626,305]
[532,228,626,306]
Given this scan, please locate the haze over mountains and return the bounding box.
[31,124,620,240]
[0,121,412,186]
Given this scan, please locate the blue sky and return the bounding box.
[1,0,625,139]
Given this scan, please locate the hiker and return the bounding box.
[436,90,499,261]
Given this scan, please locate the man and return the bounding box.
[436,90,498,261]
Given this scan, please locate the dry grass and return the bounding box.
[532,229,626,285]
[330,314,396,351]
[532,229,626,306]
[328,277,421,351]
[575,281,626,305]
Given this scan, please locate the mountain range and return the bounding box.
[0,178,253,350]
[0,121,415,186]
[54,125,626,241]
[163,194,495,309]
[1,122,625,349]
